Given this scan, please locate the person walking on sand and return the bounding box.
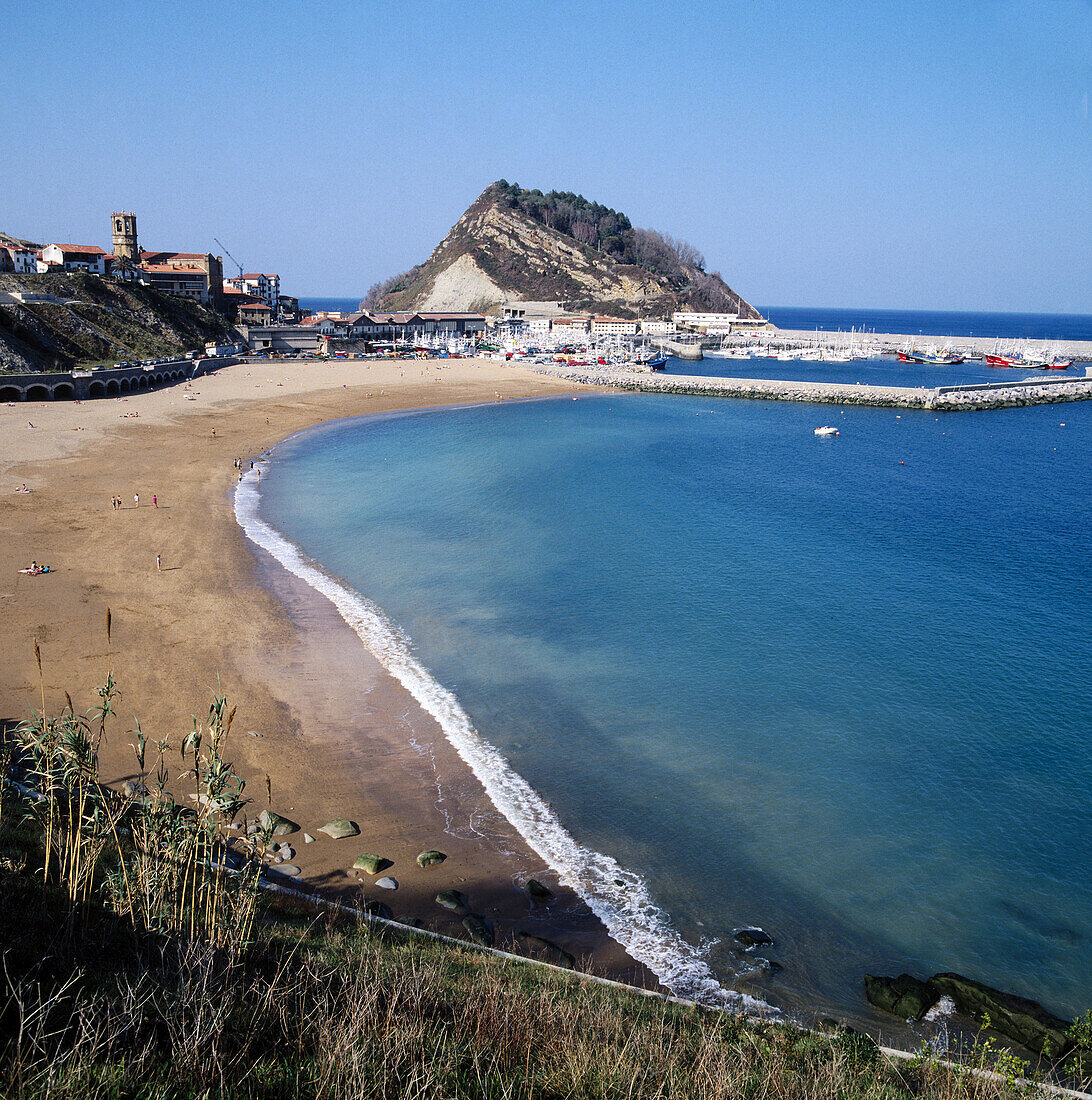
[134,493,139,508]
[152,494,157,509]
[156,554,161,572]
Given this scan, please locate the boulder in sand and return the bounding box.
[526,878,553,900]
[352,853,391,875]
[517,931,575,968]
[462,914,495,947]
[435,890,470,915]
[375,877,398,890]
[416,850,447,868]
[319,818,360,840]
[258,810,299,837]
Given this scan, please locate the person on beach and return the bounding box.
[134,493,139,508]
[152,494,157,509]
[156,554,161,572]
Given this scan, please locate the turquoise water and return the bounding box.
[252,393,1092,1024]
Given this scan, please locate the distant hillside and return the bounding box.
[0,231,42,251]
[364,181,761,320]
[0,271,233,373]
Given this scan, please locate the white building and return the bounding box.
[41,244,107,274]
[552,314,592,335]
[591,317,638,336]
[225,272,280,313]
[526,316,553,336]
[0,245,38,274]
[640,319,676,336]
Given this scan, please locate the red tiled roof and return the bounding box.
[241,272,278,280]
[50,244,107,256]
[140,263,207,275]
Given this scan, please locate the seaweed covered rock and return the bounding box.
[352,853,392,875]
[462,914,495,947]
[517,931,575,968]
[734,927,774,949]
[319,818,360,839]
[416,850,447,868]
[258,810,299,837]
[435,890,470,915]
[926,973,1073,1056]
[526,878,553,900]
[864,974,938,1020]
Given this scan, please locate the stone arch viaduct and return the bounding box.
[0,358,235,403]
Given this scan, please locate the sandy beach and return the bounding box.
[0,356,652,984]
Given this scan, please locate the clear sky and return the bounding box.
[5,0,1091,311]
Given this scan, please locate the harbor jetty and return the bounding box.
[537,365,1092,411]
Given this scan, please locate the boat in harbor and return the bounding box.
[897,343,965,365]
[814,425,839,436]
[648,355,669,371]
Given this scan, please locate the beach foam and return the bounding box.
[235,464,771,1013]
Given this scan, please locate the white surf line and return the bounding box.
[234,461,772,1014]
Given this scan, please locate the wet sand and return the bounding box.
[0,356,650,983]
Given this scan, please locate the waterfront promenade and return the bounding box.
[538,365,1092,411]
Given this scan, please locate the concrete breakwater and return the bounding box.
[538,366,1092,412]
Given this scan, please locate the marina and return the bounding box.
[533,362,1092,411]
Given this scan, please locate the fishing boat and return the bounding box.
[648,355,670,371]
[898,343,965,365]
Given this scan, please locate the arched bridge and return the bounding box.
[0,358,234,402]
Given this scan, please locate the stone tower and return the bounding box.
[111,211,139,262]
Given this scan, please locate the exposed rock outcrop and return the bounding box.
[367,181,760,320]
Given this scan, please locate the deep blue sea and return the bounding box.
[244,390,1092,1030]
[762,306,1092,341]
[299,296,363,313]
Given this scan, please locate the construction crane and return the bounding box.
[214,238,244,279]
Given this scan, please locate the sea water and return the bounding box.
[249,392,1092,1025]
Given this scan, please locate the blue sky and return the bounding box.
[5,0,1090,310]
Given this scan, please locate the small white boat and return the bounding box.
[814,426,839,436]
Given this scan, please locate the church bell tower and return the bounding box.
[111,211,139,262]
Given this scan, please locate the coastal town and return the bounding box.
[0,209,777,367]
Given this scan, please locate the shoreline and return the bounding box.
[0,357,654,988]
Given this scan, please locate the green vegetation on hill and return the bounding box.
[0,272,232,374]
[2,647,1088,1097]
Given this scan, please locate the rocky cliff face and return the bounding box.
[0,271,233,373]
[369,182,761,319]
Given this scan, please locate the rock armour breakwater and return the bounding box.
[537,366,1092,412]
